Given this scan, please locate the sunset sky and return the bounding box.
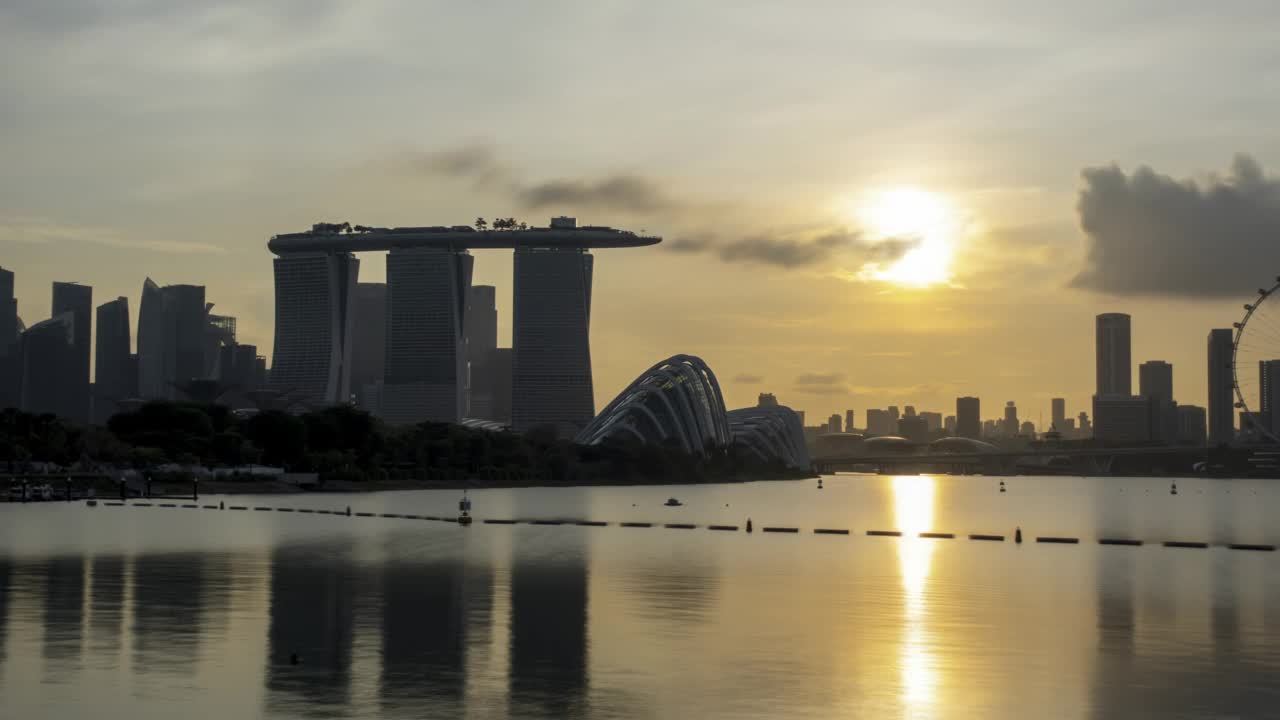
[4,1,1280,424]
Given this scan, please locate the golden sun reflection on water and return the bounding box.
[892,475,938,713]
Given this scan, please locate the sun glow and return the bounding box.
[859,186,961,288]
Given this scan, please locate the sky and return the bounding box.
[4,0,1280,426]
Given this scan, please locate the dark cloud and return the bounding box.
[675,229,917,270]
[1072,154,1280,297]
[403,146,512,190]
[516,175,671,213]
[663,235,715,253]
[732,374,764,384]
[794,372,848,394]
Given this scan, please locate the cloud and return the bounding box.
[732,374,764,384]
[794,372,849,394]
[0,217,226,254]
[666,228,919,270]
[665,236,715,253]
[1072,154,1280,297]
[517,175,672,214]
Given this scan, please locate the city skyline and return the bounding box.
[4,3,1280,423]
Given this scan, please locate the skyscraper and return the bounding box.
[137,278,168,399]
[349,282,387,413]
[0,266,16,352]
[944,415,956,435]
[94,297,132,423]
[0,266,19,410]
[1138,361,1173,402]
[956,396,980,439]
[1096,313,1132,396]
[465,285,499,419]
[20,314,77,418]
[1207,329,1235,444]
[845,409,854,432]
[1177,405,1207,445]
[512,248,595,435]
[1003,401,1018,436]
[205,312,236,377]
[1051,398,1066,433]
[51,282,92,422]
[920,411,942,433]
[1259,360,1280,433]
[382,248,473,424]
[269,254,359,407]
[828,413,842,433]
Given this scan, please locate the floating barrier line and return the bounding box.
[814,528,849,535]
[1099,538,1143,546]
[867,530,902,537]
[1163,541,1209,549]
[1228,543,1276,551]
[919,532,954,539]
[1037,537,1079,544]
[664,523,697,529]
[708,525,739,531]
[969,534,1004,541]
[762,527,799,533]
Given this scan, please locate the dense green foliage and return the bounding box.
[0,403,804,485]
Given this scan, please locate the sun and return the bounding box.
[857,186,960,288]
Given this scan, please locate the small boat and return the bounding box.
[664,498,683,507]
[458,491,473,524]
[85,499,98,507]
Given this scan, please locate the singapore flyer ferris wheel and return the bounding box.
[1232,279,1280,442]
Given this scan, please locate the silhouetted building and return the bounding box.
[205,313,236,377]
[866,408,894,436]
[270,254,359,408]
[465,285,501,420]
[845,409,854,432]
[956,396,980,439]
[512,247,594,435]
[20,314,78,418]
[920,411,942,433]
[1207,328,1235,444]
[982,419,998,438]
[94,297,132,423]
[828,413,842,434]
[137,279,210,400]
[1003,401,1018,436]
[944,415,956,435]
[898,415,927,443]
[0,266,16,352]
[1020,420,1036,438]
[349,282,386,413]
[488,348,513,425]
[1096,313,1132,396]
[1139,360,1177,442]
[1078,411,1091,437]
[1051,398,1066,433]
[1093,395,1153,443]
[51,281,92,422]
[888,405,900,424]
[1177,405,1207,445]
[0,267,17,410]
[758,393,778,407]
[1259,360,1280,434]
[218,342,262,394]
[383,248,473,424]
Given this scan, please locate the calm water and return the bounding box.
[2,474,1280,719]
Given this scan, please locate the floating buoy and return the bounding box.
[1171,482,1178,496]
[818,479,824,489]
[999,480,1006,494]
[746,518,754,533]
[1015,527,1023,544]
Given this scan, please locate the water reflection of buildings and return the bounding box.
[509,543,590,718]
[132,553,208,675]
[265,542,362,716]
[0,558,10,667]
[89,555,127,657]
[43,556,86,663]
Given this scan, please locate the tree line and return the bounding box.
[0,403,805,485]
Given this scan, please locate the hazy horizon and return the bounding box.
[5,1,1279,423]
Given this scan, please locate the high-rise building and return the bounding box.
[1019,420,1036,438]
[866,408,893,436]
[1078,411,1091,437]
[845,409,854,433]
[1139,361,1173,402]
[887,406,900,424]
[205,312,236,377]
[488,348,513,425]
[349,282,387,413]
[137,279,212,400]
[982,419,998,438]
[382,248,473,424]
[898,415,927,443]
[1096,313,1132,396]
[1092,395,1153,443]
[956,397,980,439]
[1177,405,1207,445]
[20,313,78,418]
[0,266,16,352]
[828,413,842,434]
[218,343,261,392]
[1207,328,1235,445]
[465,285,500,419]
[269,254,359,407]
[1051,398,1066,433]
[758,393,778,407]
[0,266,19,410]
[944,415,956,435]
[51,281,92,421]
[1003,401,1018,436]
[512,248,595,435]
[94,297,132,423]
[920,411,942,433]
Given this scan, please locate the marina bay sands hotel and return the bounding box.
[268,218,660,434]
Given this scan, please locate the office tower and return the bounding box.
[137,279,209,400]
[465,285,499,419]
[205,313,236,377]
[865,408,892,436]
[512,248,594,435]
[0,266,15,351]
[168,286,208,387]
[898,415,927,443]
[982,419,998,438]
[903,405,917,418]
[1063,417,1076,436]
[94,297,132,423]
[1078,411,1091,437]
[944,415,956,435]
[1096,313,1132,396]
[1092,395,1153,443]
[489,348,513,425]
[20,314,78,418]
[1207,329,1235,444]
[1259,360,1280,433]
[920,411,942,433]
[51,282,92,421]
[218,343,261,390]
[887,406,900,424]
[383,248,473,424]
[1177,405,1207,445]
[1020,420,1036,438]
[828,413,842,433]
[1138,361,1173,402]
[845,409,854,432]
[1003,401,1018,436]
[1051,398,1066,432]
[758,393,778,407]
[956,396,980,439]
[349,282,387,413]
[137,278,166,398]
[269,254,359,407]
